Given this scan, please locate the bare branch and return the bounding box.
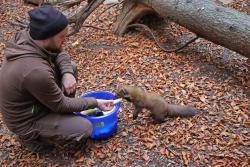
[68,24,106,36]
[15,17,29,25]
[7,21,28,29]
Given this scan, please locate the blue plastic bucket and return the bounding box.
[75,91,121,140]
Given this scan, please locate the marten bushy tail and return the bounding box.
[166,104,197,117]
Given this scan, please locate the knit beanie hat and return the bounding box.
[28,4,68,40]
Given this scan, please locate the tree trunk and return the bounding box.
[114,0,250,58]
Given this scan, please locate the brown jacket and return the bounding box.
[0,30,97,136]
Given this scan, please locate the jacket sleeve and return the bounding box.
[23,68,97,113]
[55,52,74,75]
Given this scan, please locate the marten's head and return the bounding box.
[115,85,133,102]
[115,85,144,102]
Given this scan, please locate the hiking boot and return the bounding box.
[18,138,54,153]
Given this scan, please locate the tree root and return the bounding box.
[127,23,199,53]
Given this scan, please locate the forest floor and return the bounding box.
[0,0,249,166]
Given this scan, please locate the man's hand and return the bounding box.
[96,99,114,111]
[62,73,76,95]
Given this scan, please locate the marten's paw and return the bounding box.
[152,114,165,123]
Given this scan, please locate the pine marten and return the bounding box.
[115,85,198,123]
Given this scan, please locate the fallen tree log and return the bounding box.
[114,0,250,58]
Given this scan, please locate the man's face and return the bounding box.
[45,27,68,53]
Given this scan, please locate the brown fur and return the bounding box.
[115,85,198,123]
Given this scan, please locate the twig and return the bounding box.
[82,24,106,30]
[67,24,106,36]
[163,143,180,157]
[7,21,28,29]
[7,16,29,29]
[127,23,199,53]
[15,17,29,25]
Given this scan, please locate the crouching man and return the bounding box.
[0,4,113,152]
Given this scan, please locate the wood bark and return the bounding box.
[69,0,105,35]
[114,0,250,58]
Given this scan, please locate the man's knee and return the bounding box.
[78,118,93,137]
[67,116,93,140]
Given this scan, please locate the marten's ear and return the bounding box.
[115,85,126,98]
[122,88,133,101]
[120,87,128,96]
